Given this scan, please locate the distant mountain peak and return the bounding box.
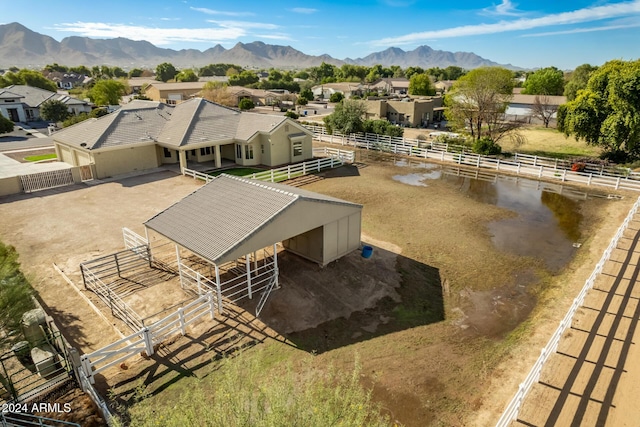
[0,22,520,70]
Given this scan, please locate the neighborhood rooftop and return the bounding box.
[53,98,289,150]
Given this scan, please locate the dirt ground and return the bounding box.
[0,154,635,426]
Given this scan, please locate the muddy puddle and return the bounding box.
[390,158,610,337]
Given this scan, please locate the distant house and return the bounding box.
[45,72,92,90]
[370,78,410,95]
[144,82,208,104]
[52,98,314,179]
[507,92,567,119]
[226,86,285,107]
[0,85,91,122]
[365,96,444,127]
[311,83,363,100]
[434,80,455,93]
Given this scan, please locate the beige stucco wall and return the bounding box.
[220,200,362,264]
[366,97,443,127]
[91,145,160,179]
[0,176,22,197]
[264,123,313,167]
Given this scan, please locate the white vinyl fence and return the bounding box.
[495,195,640,426]
[305,125,640,192]
[183,148,354,184]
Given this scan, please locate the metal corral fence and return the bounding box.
[79,291,217,385]
[183,148,354,184]
[0,412,81,427]
[19,169,74,193]
[305,125,640,192]
[495,195,640,426]
[80,248,152,332]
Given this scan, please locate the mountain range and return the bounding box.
[0,22,520,70]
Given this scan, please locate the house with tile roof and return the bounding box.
[52,98,313,180]
[0,85,91,122]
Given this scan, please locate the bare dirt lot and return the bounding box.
[0,156,634,426]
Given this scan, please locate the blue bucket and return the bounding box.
[361,245,374,259]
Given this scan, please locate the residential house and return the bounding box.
[226,86,285,107]
[507,91,566,120]
[52,98,314,180]
[45,72,92,90]
[0,85,91,122]
[365,96,444,127]
[144,82,208,104]
[370,78,410,95]
[434,80,455,93]
[311,83,363,100]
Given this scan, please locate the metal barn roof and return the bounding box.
[144,174,362,264]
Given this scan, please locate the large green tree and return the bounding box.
[522,67,564,95]
[558,59,640,159]
[228,70,259,86]
[40,99,71,123]
[155,62,177,82]
[446,67,523,144]
[563,63,598,101]
[408,73,436,96]
[175,69,199,82]
[88,80,127,105]
[323,99,367,134]
[0,69,57,92]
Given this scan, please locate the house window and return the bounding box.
[206,147,211,155]
[163,147,171,158]
[200,147,206,156]
[191,149,196,156]
[293,141,303,157]
[4,99,15,103]
[245,145,254,160]
[236,144,242,158]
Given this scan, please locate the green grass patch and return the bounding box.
[208,167,264,177]
[118,346,393,427]
[23,153,57,162]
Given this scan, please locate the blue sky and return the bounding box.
[2,0,640,69]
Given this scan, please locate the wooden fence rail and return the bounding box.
[495,195,640,426]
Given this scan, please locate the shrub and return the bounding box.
[238,98,255,110]
[329,92,344,103]
[0,242,36,345]
[472,137,502,155]
[284,111,299,119]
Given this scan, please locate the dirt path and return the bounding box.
[508,213,640,426]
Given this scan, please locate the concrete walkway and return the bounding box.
[514,214,640,426]
[0,150,70,179]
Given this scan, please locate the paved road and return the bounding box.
[514,214,640,426]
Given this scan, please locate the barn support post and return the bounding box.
[253,251,258,272]
[208,292,216,319]
[175,245,184,289]
[142,327,154,356]
[215,264,224,314]
[273,243,279,289]
[246,254,253,299]
[144,227,153,266]
[214,145,222,169]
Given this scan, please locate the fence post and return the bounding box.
[303,162,306,175]
[517,163,521,174]
[496,158,500,171]
[616,176,621,190]
[287,165,291,180]
[562,169,567,182]
[142,327,154,356]
[538,166,543,178]
[588,173,592,186]
[476,156,481,168]
[197,274,202,295]
[208,292,216,319]
[81,355,95,385]
[178,308,186,335]
[533,155,537,167]
[115,253,121,278]
[246,255,252,300]
[270,169,274,182]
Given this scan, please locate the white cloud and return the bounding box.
[370,0,640,46]
[206,20,280,30]
[190,7,254,17]
[255,33,294,41]
[482,0,524,17]
[51,22,247,45]
[521,22,640,37]
[291,8,318,14]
